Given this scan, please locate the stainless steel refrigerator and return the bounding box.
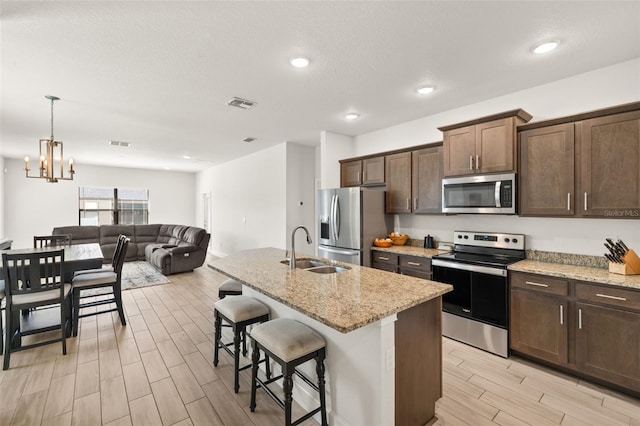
[317,187,392,267]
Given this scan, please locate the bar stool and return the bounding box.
[213,295,270,393]
[218,278,247,354]
[218,278,243,299]
[250,318,328,426]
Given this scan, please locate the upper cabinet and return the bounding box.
[340,159,362,187]
[385,152,412,213]
[580,110,640,217]
[412,146,443,214]
[439,109,532,177]
[519,123,576,216]
[519,102,640,218]
[340,156,385,187]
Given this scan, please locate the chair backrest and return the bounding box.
[2,249,65,304]
[114,237,130,277]
[111,234,128,268]
[33,234,72,248]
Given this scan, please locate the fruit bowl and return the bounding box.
[373,239,393,248]
[389,233,408,246]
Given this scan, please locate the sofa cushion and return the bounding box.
[179,227,206,248]
[53,226,99,245]
[135,224,163,259]
[168,225,188,246]
[156,224,176,244]
[100,225,136,262]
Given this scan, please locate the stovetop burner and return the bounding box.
[433,230,526,269]
[433,251,521,268]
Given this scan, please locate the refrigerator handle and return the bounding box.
[334,195,341,240]
[330,195,338,241]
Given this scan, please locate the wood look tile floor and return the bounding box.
[1,258,638,426]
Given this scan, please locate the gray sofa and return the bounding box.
[52,224,210,275]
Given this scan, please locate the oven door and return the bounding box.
[432,259,508,328]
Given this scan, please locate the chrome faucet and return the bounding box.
[290,225,312,270]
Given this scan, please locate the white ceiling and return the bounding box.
[1,1,639,173]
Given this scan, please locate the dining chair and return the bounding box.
[74,234,127,276]
[0,280,5,353]
[2,248,71,370]
[33,234,72,248]
[71,237,129,336]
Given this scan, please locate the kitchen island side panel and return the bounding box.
[395,297,443,425]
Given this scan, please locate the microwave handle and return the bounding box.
[495,181,502,208]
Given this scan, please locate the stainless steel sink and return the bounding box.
[305,265,349,274]
[280,258,350,273]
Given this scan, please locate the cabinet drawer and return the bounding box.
[373,262,398,273]
[400,268,432,280]
[372,252,398,265]
[575,282,640,311]
[510,272,568,296]
[399,255,431,272]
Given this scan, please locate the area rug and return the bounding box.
[121,261,171,290]
[80,261,170,297]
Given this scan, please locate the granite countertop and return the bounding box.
[209,247,452,333]
[371,245,448,258]
[509,260,640,290]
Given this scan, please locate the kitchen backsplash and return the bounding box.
[524,249,607,269]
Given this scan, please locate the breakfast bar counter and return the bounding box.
[209,247,452,426]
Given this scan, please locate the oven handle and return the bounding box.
[432,259,507,277]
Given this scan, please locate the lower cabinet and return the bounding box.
[372,252,398,273]
[399,255,432,280]
[371,251,432,280]
[510,271,640,395]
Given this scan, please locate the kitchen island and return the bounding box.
[209,247,452,426]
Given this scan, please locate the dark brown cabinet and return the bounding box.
[580,110,640,217]
[340,156,386,187]
[399,255,432,280]
[510,271,640,395]
[340,160,362,187]
[412,146,443,214]
[385,152,412,213]
[363,156,385,185]
[519,124,575,216]
[440,110,531,177]
[510,272,569,365]
[372,251,398,273]
[372,251,432,280]
[518,103,640,219]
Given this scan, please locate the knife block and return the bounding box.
[609,249,640,275]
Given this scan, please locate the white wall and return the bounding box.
[334,58,640,256]
[195,143,288,256]
[321,131,354,189]
[0,156,5,240]
[286,143,317,257]
[3,158,195,249]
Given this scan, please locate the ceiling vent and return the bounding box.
[109,140,130,147]
[242,137,257,143]
[226,97,256,110]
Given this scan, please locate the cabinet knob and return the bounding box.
[476,154,480,170]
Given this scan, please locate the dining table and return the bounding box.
[1,243,104,349]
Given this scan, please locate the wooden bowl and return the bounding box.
[390,235,408,246]
[373,240,393,248]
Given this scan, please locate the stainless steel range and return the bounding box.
[432,231,525,357]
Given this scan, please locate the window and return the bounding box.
[79,187,149,225]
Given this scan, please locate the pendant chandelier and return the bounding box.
[24,95,75,183]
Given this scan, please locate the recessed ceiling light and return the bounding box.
[345,112,359,120]
[533,40,559,54]
[183,155,191,160]
[289,56,310,68]
[417,85,435,95]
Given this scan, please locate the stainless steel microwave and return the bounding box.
[442,173,516,214]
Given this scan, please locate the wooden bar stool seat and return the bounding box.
[250,318,328,426]
[213,295,270,393]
